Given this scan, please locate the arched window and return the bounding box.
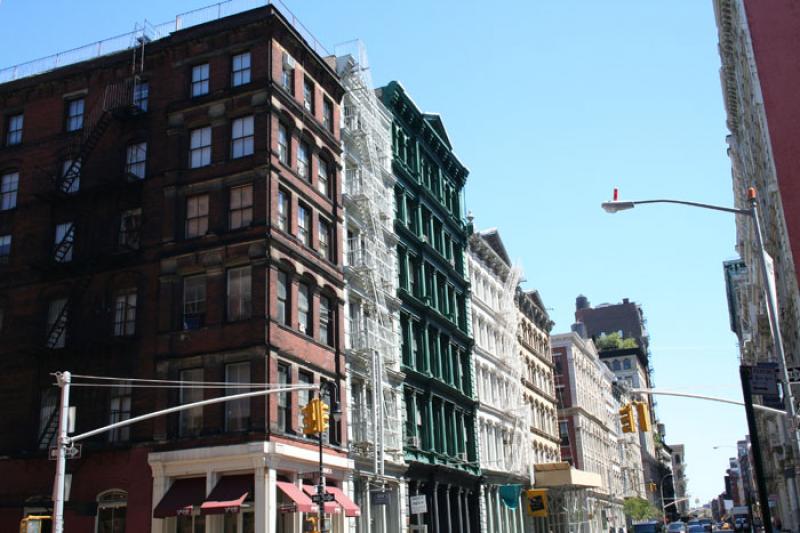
[96,489,127,533]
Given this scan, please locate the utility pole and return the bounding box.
[52,371,71,533]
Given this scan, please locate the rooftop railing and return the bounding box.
[0,0,329,84]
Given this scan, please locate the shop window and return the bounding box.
[96,489,127,533]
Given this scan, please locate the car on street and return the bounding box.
[667,522,687,533]
[688,526,705,533]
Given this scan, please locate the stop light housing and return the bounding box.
[302,399,319,436]
[635,401,651,432]
[318,400,330,433]
[619,403,636,433]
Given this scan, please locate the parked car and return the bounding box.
[667,522,687,533]
[688,526,705,533]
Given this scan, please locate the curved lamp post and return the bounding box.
[601,187,800,531]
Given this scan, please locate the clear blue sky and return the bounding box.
[0,0,745,505]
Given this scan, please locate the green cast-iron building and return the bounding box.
[377,81,479,533]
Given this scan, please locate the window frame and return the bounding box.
[278,123,289,165]
[182,275,207,330]
[133,81,149,112]
[6,113,22,146]
[318,217,332,261]
[108,386,132,442]
[297,203,310,246]
[303,77,314,113]
[229,183,253,230]
[297,281,310,335]
[191,63,210,97]
[277,188,289,232]
[225,361,251,431]
[125,142,147,180]
[0,234,11,264]
[179,368,204,436]
[231,115,255,159]
[317,157,330,197]
[226,266,252,322]
[47,298,68,349]
[322,99,333,132]
[185,194,209,238]
[297,141,310,181]
[189,126,212,169]
[231,51,252,87]
[0,171,19,211]
[113,289,137,337]
[277,362,291,432]
[60,159,81,194]
[54,222,75,262]
[65,98,84,132]
[277,270,289,326]
[118,208,142,250]
[319,294,333,347]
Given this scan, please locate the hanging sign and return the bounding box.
[526,489,548,518]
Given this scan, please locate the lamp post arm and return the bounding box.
[630,199,752,216]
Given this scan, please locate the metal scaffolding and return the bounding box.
[338,42,403,480]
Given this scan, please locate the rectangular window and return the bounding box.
[0,172,18,210]
[297,370,313,429]
[319,294,333,347]
[277,362,291,432]
[231,52,251,87]
[133,81,149,111]
[191,64,210,97]
[61,159,81,194]
[276,270,290,326]
[185,195,209,238]
[559,420,570,446]
[0,234,10,264]
[277,189,289,232]
[66,98,84,132]
[278,123,289,164]
[281,53,294,93]
[183,276,206,330]
[229,184,253,230]
[119,208,142,250]
[125,142,147,179]
[189,127,212,168]
[108,386,131,442]
[297,142,310,180]
[298,282,310,335]
[303,78,314,113]
[318,218,332,261]
[47,298,68,349]
[54,222,75,262]
[231,116,254,158]
[6,113,22,145]
[113,290,137,336]
[317,158,330,197]
[227,266,252,321]
[225,362,251,431]
[322,99,333,132]
[179,368,203,436]
[297,203,310,246]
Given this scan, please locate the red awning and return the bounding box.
[276,481,315,514]
[302,485,338,514]
[200,474,253,515]
[153,478,206,518]
[325,486,361,517]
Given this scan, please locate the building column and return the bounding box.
[150,466,168,533]
[463,490,472,533]
[253,465,267,533]
[456,488,464,533]
[444,484,452,533]
[431,482,440,533]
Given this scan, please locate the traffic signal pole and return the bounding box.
[318,391,326,533]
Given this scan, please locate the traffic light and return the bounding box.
[302,400,320,436]
[318,400,330,433]
[619,403,636,433]
[635,401,651,432]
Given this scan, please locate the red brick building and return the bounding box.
[0,5,357,532]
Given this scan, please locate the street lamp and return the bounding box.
[601,187,800,531]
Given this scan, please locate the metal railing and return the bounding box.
[0,0,329,84]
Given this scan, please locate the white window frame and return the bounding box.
[231,52,251,87]
[0,171,17,210]
[298,282,310,335]
[322,99,333,132]
[319,294,332,346]
[183,276,206,330]
[66,98,84,132]
[6,113,22,145]
[125,142,147,179]
[277,189,289,232]
[278,124,289,164]
[277,271,289,326]
[317,158,329,196]
[191,64,209,97]
[185,195,209,238]
[113,290,137,337]
[189,127,212,168]
[303,77,314,113]
[297,141,310,180]
[179,368,203,436]
[231,116,254,158]
[227,266,252,321]
[229,184,253,230]
[318,218,331,261]
[297,204,310,246]
[225,362,251,431]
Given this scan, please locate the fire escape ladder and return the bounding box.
[37,408,59,450]
[45,275,91,350]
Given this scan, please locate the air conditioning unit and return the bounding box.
[282,52,296,69]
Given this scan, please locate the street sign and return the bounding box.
[371,491,389,505]
[751,363,779,395]
[49,444,81,461]
[526,489,548,517]
[409,494,427,515]
[311,493,335,503]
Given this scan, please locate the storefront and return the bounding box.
[149,440,360,533]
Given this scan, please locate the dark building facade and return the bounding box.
[378,81,479,532]
[0,5,361,533]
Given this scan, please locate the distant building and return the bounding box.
[670,444,689,516]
